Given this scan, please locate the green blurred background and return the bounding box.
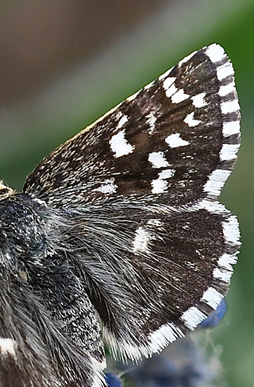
[0,1,253,386]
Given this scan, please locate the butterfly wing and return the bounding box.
[23,44,240,364]
[24,44,240,208]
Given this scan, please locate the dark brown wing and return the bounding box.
[24,44,240,209]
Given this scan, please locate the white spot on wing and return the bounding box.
[117,114,128,129]
[146,112,157,134]
[218,253,237,271]
[163,81,177,98]
[117,340,142,360]
[151,169,175,194]
[194,199,228,215]
[102,327,142,360]
[221,100,240,114]
[220,143,240,161]
[184,112,201,127]
[203,169,231,197]
[158,169,175,179]
[133,227,150,253]
[163,76,176,90]
[217,62,234,81]
[151,178,168,194]
[181,307,206,330]
[148,151,169,168]
[201,287,224,309]
[223,215,240,245]
[109,129,134,158]
[165,133,189,148]
[205,44,226,63]
[213,267,232,283]
[94,178,117,194]
[148,322,184,352]
[192,92,207,108]
[219,82,235,97]
[222,121,240,137]
[171,89,189,104]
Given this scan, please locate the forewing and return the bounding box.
[24,44,240,207]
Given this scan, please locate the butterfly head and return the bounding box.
[0,181,14,201]
[0,194,50,274]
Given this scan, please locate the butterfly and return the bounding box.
[0,43,240,386]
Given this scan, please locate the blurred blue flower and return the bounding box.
[105,372,122,387]
[122,339,212,387]
[106,299,227,386]
[199,298,227,328]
